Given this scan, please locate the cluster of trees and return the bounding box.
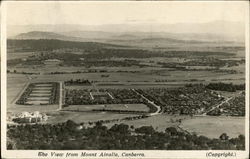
[158,57,243,70]
[65,79,91,86]
[84,49,165,59]
[83,59,143,67]
[214,69,238,74]
[7,69,39,75]
[65,89,144,105]
[8,39,238,69]
[65,84,244,116]
[51,82,60,104]
[7,121,245,150]
[65,89,92,105]
[136,85,222,115]
[49,70,109,75]
[107,89,142,103]
[205,83,245,92]
[183,58,244,68]
[28,52,82,67]
[157,62,186,70]
[86,114,149,126]
[160,51,234,58]
[8,51,145,68]
[207,93,245,116]
[7,39,119,52]
[92,109,146,114]
[64,89,159,113]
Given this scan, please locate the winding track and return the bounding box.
[131,89,161,116]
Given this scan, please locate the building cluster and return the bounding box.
[9,111,48,124]
[44,59,62,65]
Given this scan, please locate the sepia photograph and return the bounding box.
[1,1,249,158]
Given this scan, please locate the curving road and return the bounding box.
[131,89,161,116]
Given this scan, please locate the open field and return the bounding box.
[7,74,29,104]
[8,66,245,84]
[8,46,245,86]
[180,116,245,138]
[46,111,139,124]
[62,104,149,112]
[104,114,187,131]
[67,83,185,89]
[7,52,35,60]
[103,115,245,138]
[8,104,59,113]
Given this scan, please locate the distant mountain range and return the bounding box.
[10,30,243,48]
[12,31,202,42]
[8,21,245,42]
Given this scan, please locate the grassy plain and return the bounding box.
[7,52,35,60]
[46,111,138,124]
[180,116,245,138]
[62,104,149,112]
[104,114,187,130]
[102,115,245,139]
[9,65,245,83]
[7,74,28,104]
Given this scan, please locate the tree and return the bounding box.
[65,120,78,130]
[135,126,155,135]
[165,127,178,136]
[130,125,134,130]
[219,133,229,140]
[109,124,129,134]
[7,143,13,150]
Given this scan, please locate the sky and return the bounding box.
[5,1,247,26]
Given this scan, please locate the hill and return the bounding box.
[15,31,70,39]
[12,31,88,42]
[7,39,124,52]
[128,37,207,44]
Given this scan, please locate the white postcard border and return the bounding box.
[1,1,249,159]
